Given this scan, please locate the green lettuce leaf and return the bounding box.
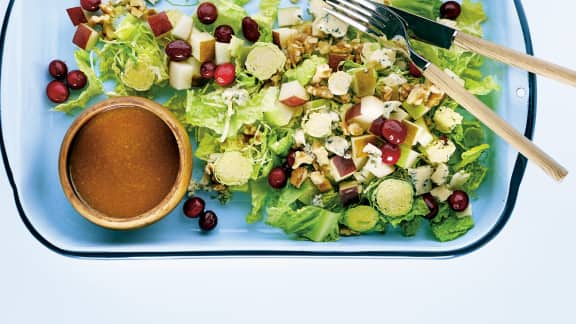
[195,129,221,161]
[54,50,104,114]
[457,0,488,37]
[195,0,247,34]
[387,196,429,227]
[247,178,270,224]
[390,0,442,19]
[431,215,474,242]
[400,216,422,237]
[454,144,490,170]
[266,206,341,242]
[251,0,281,43]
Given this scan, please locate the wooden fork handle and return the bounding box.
[423,63,568,182]
[453,32,576,87]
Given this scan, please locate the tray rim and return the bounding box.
[0,0,536,259]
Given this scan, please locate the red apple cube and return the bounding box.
[279,80,309,107]
[72,24,99,50]
[66,7,87,26]
[147,12,173,37]
[329,156,357,182]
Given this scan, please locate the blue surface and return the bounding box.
[0,0,534,257]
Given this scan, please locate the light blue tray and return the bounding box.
[0,0,535,258]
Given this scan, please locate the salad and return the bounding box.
[50,0,498,242]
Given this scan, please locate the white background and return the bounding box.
[1,1,575,323]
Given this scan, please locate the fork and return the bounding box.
[323,0,568,182]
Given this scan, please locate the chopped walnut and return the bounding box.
[312,63,332,84]
[378,85,395,102]
[293,151,315,169]
[398,83,414,102]
[426,84,445,108]
[406,84,431,106]
[99,3,115,16]
[88,15,111,26]
[290,167,309,188]
[310,171,333,193]
[330,40,354,54]
[336,94,352,104]
[311,142,330,166]
[306,85,334,99]
[317,41,331,55]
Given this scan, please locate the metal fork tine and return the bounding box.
[322,7,377,36]
[348,0,379,11]
[324,0,387,37]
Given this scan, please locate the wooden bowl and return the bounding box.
[58,97,192,230]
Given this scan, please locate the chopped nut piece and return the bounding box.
[406,84,430,106]
[306,85,334,99]
[378,85,395,102]
[293,151,315,169]
[398,83,413,102]
[310,171,333,192]
[312,63,332,84]
[290,167,309,188]
[311,142,330,166]
[317,40,331,55]
[426,84,445,108]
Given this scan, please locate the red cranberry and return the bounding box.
[214,25,235,43]
[449,190,469,212]
[199,210,218,231]
[80,0,101,12]
[214,63,236,86]
[46,80,69,103]
[165,40,192,62]
[422,193,439,219]
[409,61,422,78]
[381,143,401,165]
[381,119,407,145]
[48,60,68,80]
[197,2,218,25]
[268,167,288,189]
[200,61,217,80]
[66,70,87,90]
[440,1,461,20]
[242,17,260,42]
[183,196,205,218]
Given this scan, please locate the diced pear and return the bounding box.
[279,80,309,107]
[272,28,297,49]
[396,144,420,169]
[171,15,193,40]
[278,7,303,27]
[190,29,215,63]
[403,102,431,120]
[414,118,435,146]
[330,156,356,182]
[403,120,424,147]
[147,12,173,37]
[351,135,379,160]
[351,68,377,97]
[215,42,231,65]
[72,24,99,51]
[264,102,299,127]
[66,7,87,26]
[169,58,201,90]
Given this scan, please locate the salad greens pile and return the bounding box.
[57,0,497,243]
